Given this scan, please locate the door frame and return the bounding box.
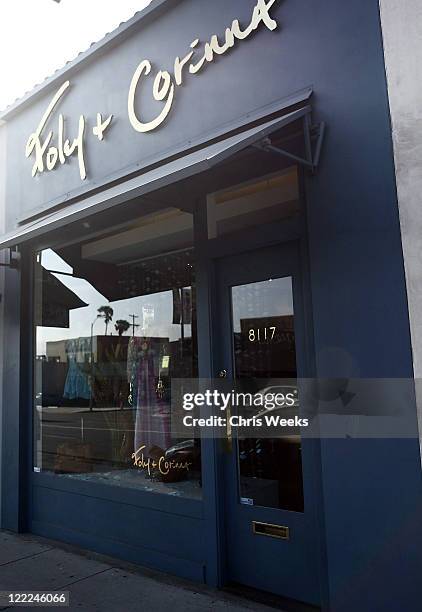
[193,196,328,606]
[216,242,320,604]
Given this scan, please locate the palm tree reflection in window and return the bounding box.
[115,320,131,337]
[97,305,114,335]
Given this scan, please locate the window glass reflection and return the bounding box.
[231,277,304,512]
[34,210,201,499]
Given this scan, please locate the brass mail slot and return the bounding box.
[252,521,290,540]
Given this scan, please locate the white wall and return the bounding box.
[379,0,422,458]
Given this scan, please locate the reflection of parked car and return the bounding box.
[148,439,201,484]
[253,385,299,418]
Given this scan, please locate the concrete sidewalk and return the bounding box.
[0,531,281,612]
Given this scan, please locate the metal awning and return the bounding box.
[0,103,324,251]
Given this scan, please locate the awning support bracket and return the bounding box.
[253,115,326,174]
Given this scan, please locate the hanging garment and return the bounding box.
[63,337,91,400]
[127,337,171,456]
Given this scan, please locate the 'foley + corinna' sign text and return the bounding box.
[25,0,279,181]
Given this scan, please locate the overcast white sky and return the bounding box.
[0,0,151,111]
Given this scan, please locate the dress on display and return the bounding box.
[63,337,91,400]
[127,337,171,456]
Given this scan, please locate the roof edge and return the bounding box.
[0,0,172,122]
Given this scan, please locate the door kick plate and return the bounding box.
[252,521,290,540]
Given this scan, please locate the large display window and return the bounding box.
[32,169,301,501]
[34,207,201,499]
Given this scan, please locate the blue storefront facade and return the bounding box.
[1,1,422,610]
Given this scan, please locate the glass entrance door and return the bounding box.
[216,243,321,606]
[232,275,304,513]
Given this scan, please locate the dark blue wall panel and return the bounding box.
[31,485,205,582]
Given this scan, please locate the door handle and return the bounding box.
[217,368,231,450]
[224,384,233,453]
[223,402,233,453]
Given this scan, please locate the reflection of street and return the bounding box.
[36,406,138,472]
[35,404,202,499]
[36,404,169,471]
